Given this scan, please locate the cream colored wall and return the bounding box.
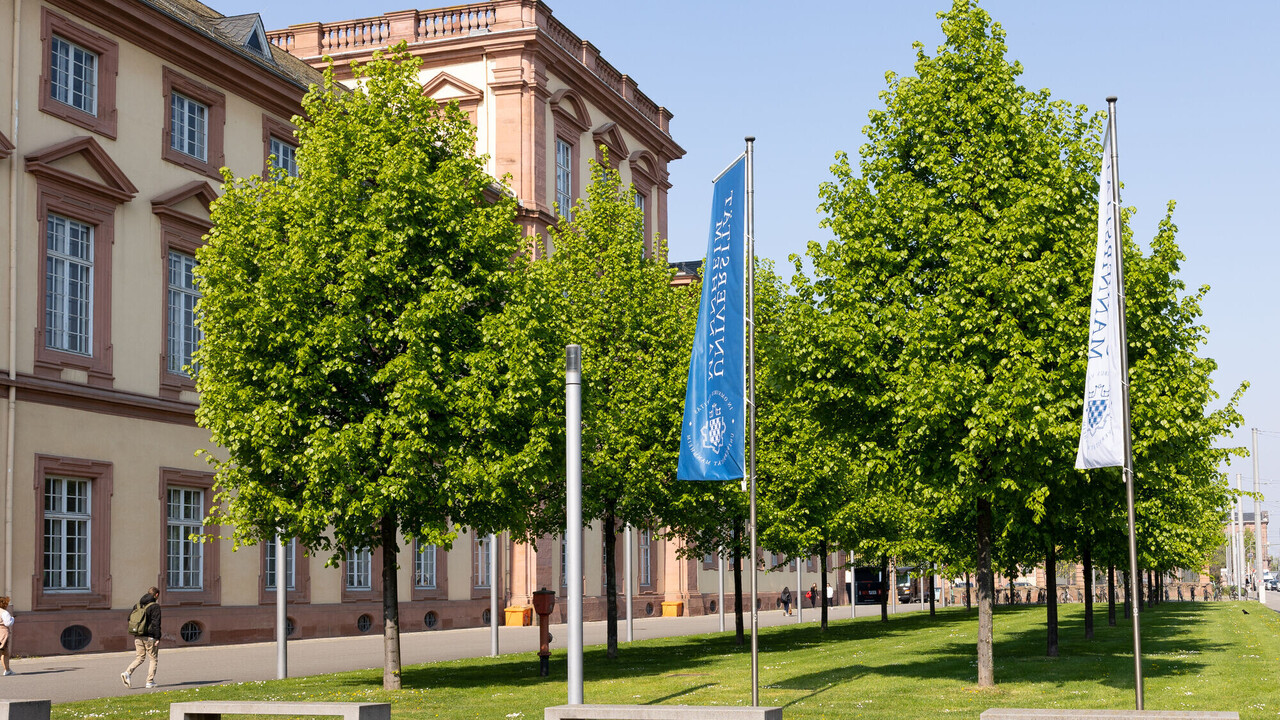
[9,401,216,608]
[13,3,296,396]
[448,530,474,601]
[0,0,14,375]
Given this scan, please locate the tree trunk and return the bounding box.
[1107,564,1116,627]
[380,514,402,690]
[1146,570,1154,609]
[928,563,936,617]
[819,538,829,631]
[1045,540,1058,658]
[879,554,889,622]
[1083,541,1094,640]
[733,521,744,645]
[604,508,618,659]
[965,571,972,611]
[977,498,995,687]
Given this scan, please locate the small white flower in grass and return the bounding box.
[505,713,523,718]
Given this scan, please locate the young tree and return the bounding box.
[505,155,697,658]
[195,50,526,689]
[815,0,1100,685]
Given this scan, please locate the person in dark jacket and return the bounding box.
[780,587,793,616]
[121,587,162,689]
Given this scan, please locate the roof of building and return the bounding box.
[669,259,702,279]
[139,0,325,92]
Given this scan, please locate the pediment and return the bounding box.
[422,72,483,103]
[152,181,218,231]
[592,122,629,163]
[25,136,137,203]
[0,129,13,159]
[549,88,591,134]
[628,149,659,184]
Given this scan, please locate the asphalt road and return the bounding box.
[0,601,924,704]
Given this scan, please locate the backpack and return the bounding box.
[128,602,153,636]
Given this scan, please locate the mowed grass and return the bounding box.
[53,601,1280,720]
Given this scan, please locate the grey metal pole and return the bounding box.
[490,533,499,657]
[1107,96,1143,710]
[276,534,287,679]
[1237,474,1246,592]
[745,135,759,708]
[625,525,634,642]
[566,345,583,705]
[718,553,725,632]
[797,559,803,623]
[1256,429,1266,604]
[850,566,856,619]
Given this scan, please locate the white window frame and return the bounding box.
[44,213,94,356]
[561,542,567,587]
[269,136,297,178]
[639,529,651,587]
[414,542,437,589]
[555,138,573,220]
[264,537,297,591]
[49,35,97,115]
[170,91,209,162]
[474,536,491,588]
[346,548,372,590]
[167,250,201,376]
[166,486,204,590]
[43,476,91,591]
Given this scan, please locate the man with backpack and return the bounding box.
[121,587,162,689]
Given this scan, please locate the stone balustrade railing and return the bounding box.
[266,1,669,133]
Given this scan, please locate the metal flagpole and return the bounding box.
[718,554,726,632]
[1107,97,1143,710]
[276,534,287,679]
[1255,429,1265,604]
[1236,474,1245,591]
[744,136,759,707]
[797,559,803,623]
[490,533,499,657]
[565,345,583,705]
[625,525,634,642]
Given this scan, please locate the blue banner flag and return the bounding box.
[677,156,746,481]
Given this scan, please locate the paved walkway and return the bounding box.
[0,601,927,703]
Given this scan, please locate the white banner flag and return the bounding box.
[1076,127,1126,469]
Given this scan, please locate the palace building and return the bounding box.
[2,0,842,658]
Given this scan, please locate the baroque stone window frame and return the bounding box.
[550,89,591,220]
[39,8,119,139]
[259,537,312,605]
[261,114,298,177]
[162,67,226,181]
[158,467,221,606]
[152,182,215,400]
[340,547,384,602]
[27,137,138,388]
[411,539,448,602]
[32,454,113,611]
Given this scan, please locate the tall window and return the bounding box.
[166,487,203,589]
[45,214,93,355]
[49,36,97,115]
[555,138,573,219]
[264,538,296,591]
[474,536,491,588]
[346,548,371,590]
[269,137,297,177]
[44,476,91,590]
[639,529,651,586]
[170,92,208,161]
[561,542,567,587]
[167,251,200,375]
[415,543,437,589]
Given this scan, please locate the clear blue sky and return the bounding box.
[222,0,1280,541]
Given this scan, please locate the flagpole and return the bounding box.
[1108,96,1144,711]
[744,136,759,707]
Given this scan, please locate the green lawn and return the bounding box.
[54,601,1280,720]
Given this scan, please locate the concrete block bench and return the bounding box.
[0,700,51,720]
[169,701,390,720]
[981,710,1238,720]
[545,705,782,720]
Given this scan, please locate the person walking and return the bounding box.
[121,587,162,689]
[826,582,835,606]
[780,587,793,616]
[0,596,14,676]
[809,583,818,608]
